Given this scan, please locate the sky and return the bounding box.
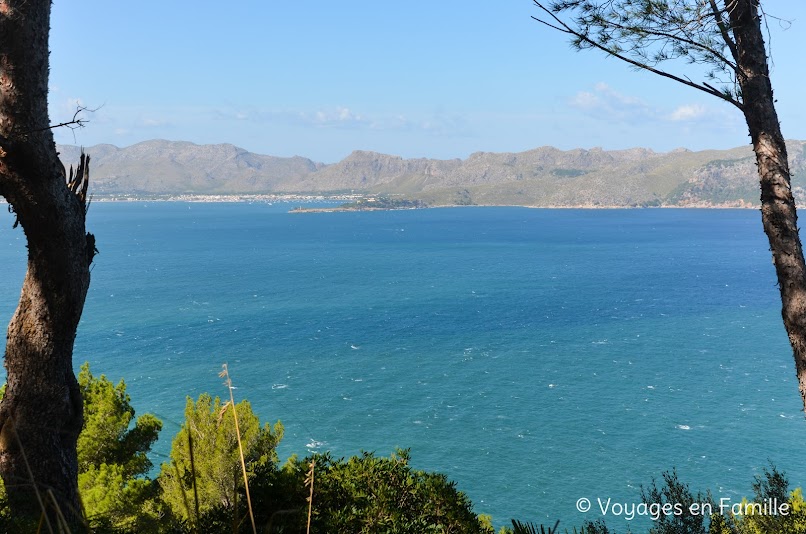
[48,1,806,163]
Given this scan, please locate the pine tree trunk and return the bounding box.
[729,0,806,413]
[0,0,94,522]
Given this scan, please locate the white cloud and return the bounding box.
[667,104,708,121]
[418,112,473,137]
[310,106,367,127]
[214,105,470,136]
[569,91,600,110]
[141,118,168,127]
[569,83,729,129]
[568,82,653,122]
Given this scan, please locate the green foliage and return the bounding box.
[339,196,427,210]
[550,168,587,178]
[704,157,755,170]
[641,468,713,534]
[636,465,806,534]
[505,518,608,534]
[263,448,495,534]
[79,463,163,531]
[157,392,283,522]
[455,188,476,206]
[729,465,806,534]
[78,363,162,477]
[76,363,164,529]
[577,519,612,534]
[511,519,557,533]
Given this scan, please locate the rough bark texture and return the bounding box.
[0,0,94,522]
[729,0,806,412]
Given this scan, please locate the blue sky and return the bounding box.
[48,1,806,163]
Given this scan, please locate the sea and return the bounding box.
[0,202,804,531]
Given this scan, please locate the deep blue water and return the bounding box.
[0,203,803,530]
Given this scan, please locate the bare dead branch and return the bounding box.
[66,151,91,209]
[22,105,101,136]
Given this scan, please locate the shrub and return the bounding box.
[157,393,283,523]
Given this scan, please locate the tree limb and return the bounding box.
[532,1,744,110]
[710,0,739,63]
[589,16,738,71]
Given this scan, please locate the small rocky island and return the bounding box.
[290,196,427,213]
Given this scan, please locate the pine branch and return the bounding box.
[588,16,738,70]
[532,1,743,110]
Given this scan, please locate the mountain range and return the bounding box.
[56,139,806,207]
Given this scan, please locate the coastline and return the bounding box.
[0,194,760,209]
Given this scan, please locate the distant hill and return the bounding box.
[56,139,806,207]
[57,141,324,195]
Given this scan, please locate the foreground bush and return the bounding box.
[157,392,283,523]
[3,365,803,533]
[255,449,496,534]
[77,363,163,529]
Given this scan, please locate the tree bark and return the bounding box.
[0,0,94,523]
[728,0,806,412]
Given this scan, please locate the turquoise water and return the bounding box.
[0,203,803,530]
